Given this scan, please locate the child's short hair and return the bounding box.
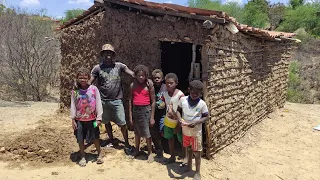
[152,69,163,78]
[77,67,90,77]
[189,80,203,91]
[165,73,178,83]
[133,64,149,77]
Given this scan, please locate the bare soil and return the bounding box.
[0,102,319,180]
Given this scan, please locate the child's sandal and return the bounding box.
[96,156,104,164]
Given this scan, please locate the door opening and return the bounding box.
[160,41,206,156]
[160,41,192,93]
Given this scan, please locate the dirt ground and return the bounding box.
[0,101,319,180]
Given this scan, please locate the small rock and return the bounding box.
[23,145,29,149]
[44,149,50,153]
[97,169,104,173]
[0,147,5,153]
[218,50,225,55]
[51,172,59,176]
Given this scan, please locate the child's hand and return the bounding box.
[188,122,197,128]
[150,118,155,127]
[147,79,154,88]
[174,126,181,134]
[97,120,102,127]
[72,120,77,130]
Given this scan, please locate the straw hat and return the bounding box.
[100,44,116,55]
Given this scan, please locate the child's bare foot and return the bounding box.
[96,154,104,164]
[147,155,154,163]
[79,157,86,167]
[193,173,201,180]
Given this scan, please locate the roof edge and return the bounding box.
[57,0,297,42]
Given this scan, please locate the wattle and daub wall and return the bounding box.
[203,26,292,157]
[60,6,292,158]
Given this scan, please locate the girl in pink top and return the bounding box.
[129,65,156,163]
[70,67,103,167]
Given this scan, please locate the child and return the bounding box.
[151,69,166,158]
[162,73,184,164]
[70,67,104,167]
[176,80,209,180]
[128,65,156,163]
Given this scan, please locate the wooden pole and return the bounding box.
[201,44,212,159]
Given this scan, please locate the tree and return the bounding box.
[0,4,5,13]
[188,0,245,24]
[268,3,286,30]
[289,0,304,9]
[63,9,85,22]
[243,0,270,28]
[0,9,60,101]
[277,3,320,36]
[220,2,244,23]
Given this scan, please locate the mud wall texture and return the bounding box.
[60,11,105,108]
[60,6,293,159]
[204,25,292,157]
[60,6,208,108]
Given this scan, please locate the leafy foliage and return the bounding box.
[61,9,85,23]
[243,0,270,28]
[277,3,320,36]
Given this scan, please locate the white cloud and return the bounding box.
[224,0,243,5]
[55,15,63,19]
[20,0,40,7]
[164,0,173,3]
[68,0,93,6]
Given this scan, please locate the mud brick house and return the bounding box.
[58,0,298,158]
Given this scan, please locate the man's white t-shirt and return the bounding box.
[178,96,209,137]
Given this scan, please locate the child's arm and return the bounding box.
[128,83,134,127]
[70,91,77,130]
[95,87,103,125]
[89,66,98,85]
[172,91,185,119]
[176,107,183,122]
[174,101,183,133]
[88,75,96,85]
[188,114,209,128]
[149,85,156,127]
[188,103,210,128]
[122,64,135,78]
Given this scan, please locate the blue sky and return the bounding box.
[5,0,289,19]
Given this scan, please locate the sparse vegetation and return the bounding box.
[0,8,60,101]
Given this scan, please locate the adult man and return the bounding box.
[90,44,133,153]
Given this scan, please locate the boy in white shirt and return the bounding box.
[176,80,209,180]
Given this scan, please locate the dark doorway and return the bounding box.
[160,41,208,157]
[160,41,193,93]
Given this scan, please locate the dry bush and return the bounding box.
[0,9,60,101]
[290,39,320,103]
